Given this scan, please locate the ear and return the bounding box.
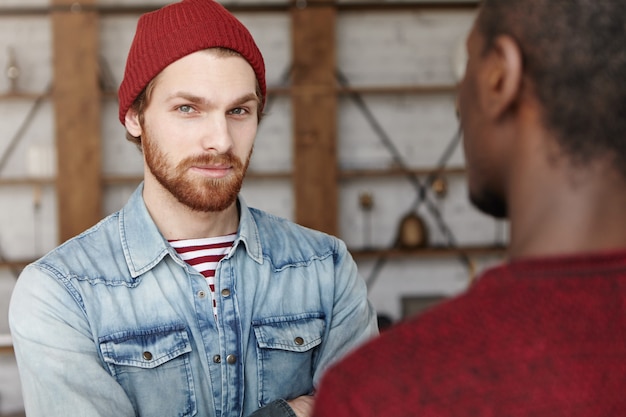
[479,34,523,119]
[124,107,143,138]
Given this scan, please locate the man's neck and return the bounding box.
[508,153,626,260]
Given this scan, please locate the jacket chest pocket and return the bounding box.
[253,314,325,406]
[99,324,196,417]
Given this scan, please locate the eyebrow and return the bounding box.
[167,91,260,108]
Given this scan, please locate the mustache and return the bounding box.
[179,152,243,169]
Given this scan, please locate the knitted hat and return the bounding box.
[118,0,266,125]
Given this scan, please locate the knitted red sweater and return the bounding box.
[314,251,626,417]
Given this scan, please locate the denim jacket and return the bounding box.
[9,184,378,417]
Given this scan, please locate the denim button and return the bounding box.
[213,355,221,363]
[226,354,237,364]
[294,337,304,346]
[143,351,153,361]
[221,288,231,297]
[198,290,206,299]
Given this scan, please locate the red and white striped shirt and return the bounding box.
[169,233,237,318]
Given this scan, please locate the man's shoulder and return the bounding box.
[30,211,127,280]
[246,207,344,265]
[249,207,337,245]
[320,291,489,379]
[314,294,495,416]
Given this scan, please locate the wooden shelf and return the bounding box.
[0,92,49,100]
[101,175,141,186]
[0,1,478,16]
[103,168,465,185]
[336,1,478,12]
[102,171,292,186]
[0,168,464,187]
[339,84,457,95]
[0,177,55,186]
[340,166,465,179]
[0,259,33,270]
[0,173,292,189]
[0,334,13,355]
[350,245,507,259]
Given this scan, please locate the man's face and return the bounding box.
[458,22,508,218]
[137,50,259,212]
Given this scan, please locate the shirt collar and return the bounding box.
[120,184,263,278]
[232,195,263,264]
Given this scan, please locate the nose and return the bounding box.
[200,114,233,154]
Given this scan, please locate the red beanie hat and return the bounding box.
[118,0,266,125]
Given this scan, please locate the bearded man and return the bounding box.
[9,2,377,417]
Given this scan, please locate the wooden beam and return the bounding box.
[0,2,479,17]
[51,0,102,242]
[291,0,338,235]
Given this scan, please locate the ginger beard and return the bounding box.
[143,128,252,213]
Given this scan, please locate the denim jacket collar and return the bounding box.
[120,183,263,278]
[231,197,264,265]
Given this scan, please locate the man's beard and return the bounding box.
[144,134,251,213]
[469,188,508,219]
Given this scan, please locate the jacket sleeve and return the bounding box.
[312,238,379,386]
[247,399,297,417]
[9,264,136,417]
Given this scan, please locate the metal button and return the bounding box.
[221,288,231,297]
[294,337,304,346]
[197,290,207,299]
[226,354,237,364]
[213,355,221,363]
[143,351,153,361]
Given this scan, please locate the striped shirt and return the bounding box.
[169,233,237,318]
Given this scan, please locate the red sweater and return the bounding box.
[314,251,626,417]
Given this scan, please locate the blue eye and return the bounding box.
[178,105,193,113]
[230,108,248,116]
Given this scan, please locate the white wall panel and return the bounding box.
[241,178,293,221]
[101,99,144,176]
[0,16,51,94]
[337,10,474,86]
[236,12,292,87]
[99,15,140,89]
[338,94,463,170]
[250,95,292,173]
[0,101,55,178]
[0,186,57,259]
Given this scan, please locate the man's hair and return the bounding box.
[126,47,265,148]
[478,0,626,176]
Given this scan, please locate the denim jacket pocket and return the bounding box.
[99,324,197,417]
[253,313,325,406]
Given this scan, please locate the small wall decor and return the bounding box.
[5,46,21,93]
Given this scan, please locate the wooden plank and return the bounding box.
[0,259,33,270]
[291,1,338,235]
[0,2,478,17]
[0,334,13,355]
[339,166,466,179]
[0,346,13,355]
[0,178,55,186]
[51,0,102,242]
